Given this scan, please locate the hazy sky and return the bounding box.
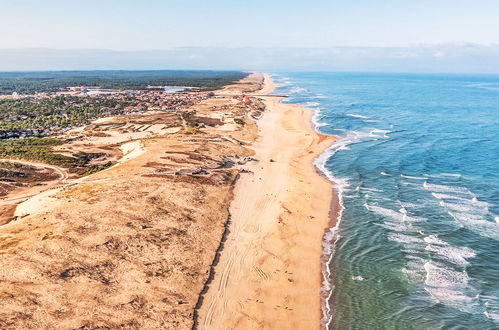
[2,0,499,50]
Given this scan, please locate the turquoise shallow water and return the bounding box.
[272,73,499,329]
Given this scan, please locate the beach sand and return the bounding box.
[198,75,336,329]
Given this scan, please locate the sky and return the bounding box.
[2,0,499,72]
[3,0,499,49]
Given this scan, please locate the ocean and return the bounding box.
[272,72,499,329]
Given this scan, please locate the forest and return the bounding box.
[0,70,247,94]
[0,96,127,137]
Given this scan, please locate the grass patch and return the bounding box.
[0,137,112,174]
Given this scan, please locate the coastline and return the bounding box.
[198,74,337,329]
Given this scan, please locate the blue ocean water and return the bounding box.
[272,73,499,329]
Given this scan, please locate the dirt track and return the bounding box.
[0,159,68,205]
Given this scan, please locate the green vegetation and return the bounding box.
[0,70,248,95]
[0,96,125,135]
[0,137,111,174]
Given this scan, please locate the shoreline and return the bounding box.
[313,135,345,329]
[197,74,337,329]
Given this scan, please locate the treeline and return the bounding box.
[0,70,248,94]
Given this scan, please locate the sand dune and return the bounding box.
[0,74,264,329]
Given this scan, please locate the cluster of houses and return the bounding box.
[116,89,211,112]
[1,88,213,114]
[0,88,217,140]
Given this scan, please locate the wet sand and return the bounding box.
[198,75,336,329]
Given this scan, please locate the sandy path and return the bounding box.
[0,159,68,205]
[12,140,146,218]
[1,139,144,209]
[198,76,335,329]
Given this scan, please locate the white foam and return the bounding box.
[352,276,365,281]
[364,194,393,203]
[401,174,426,180]
[388,233,424,245]
[301,101,320,107]
[346,113,369,119]
[288,86,308,94]
[315,122,328,128]
[482,294,499,322]
[431,192,467,200]
[380,171,392,176]
[313,133,371,186]
[423,261,481,313]
[320,222,341,328]
[370,128,390,133]
[484,311,499,322]
[425,243,476,266]
[369,205,404,221]
[448,211,482,221]
[319,129,391,159]
[424,262,468,289]
[438,173,462,178]
[424,182,473,197]
[468,82,499,92]
[311,107,327,131]
[314,134,347,329]
[432,184,495,240]
[368,204,421,223]
[425,287,476,305]
[359,187,383,193]
[441,201,487,214]
[402,257,427,282]
[368,128,391,138]
[449,212,499,240]
[471,197,491,209]
[377,222,413,232]
[423,235,446,245]
[399,201,422,209]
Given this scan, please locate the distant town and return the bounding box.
[0,87,216,139]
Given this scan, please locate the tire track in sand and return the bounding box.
[198,93,290,329]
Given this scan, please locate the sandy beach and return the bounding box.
[198,75,336,329]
